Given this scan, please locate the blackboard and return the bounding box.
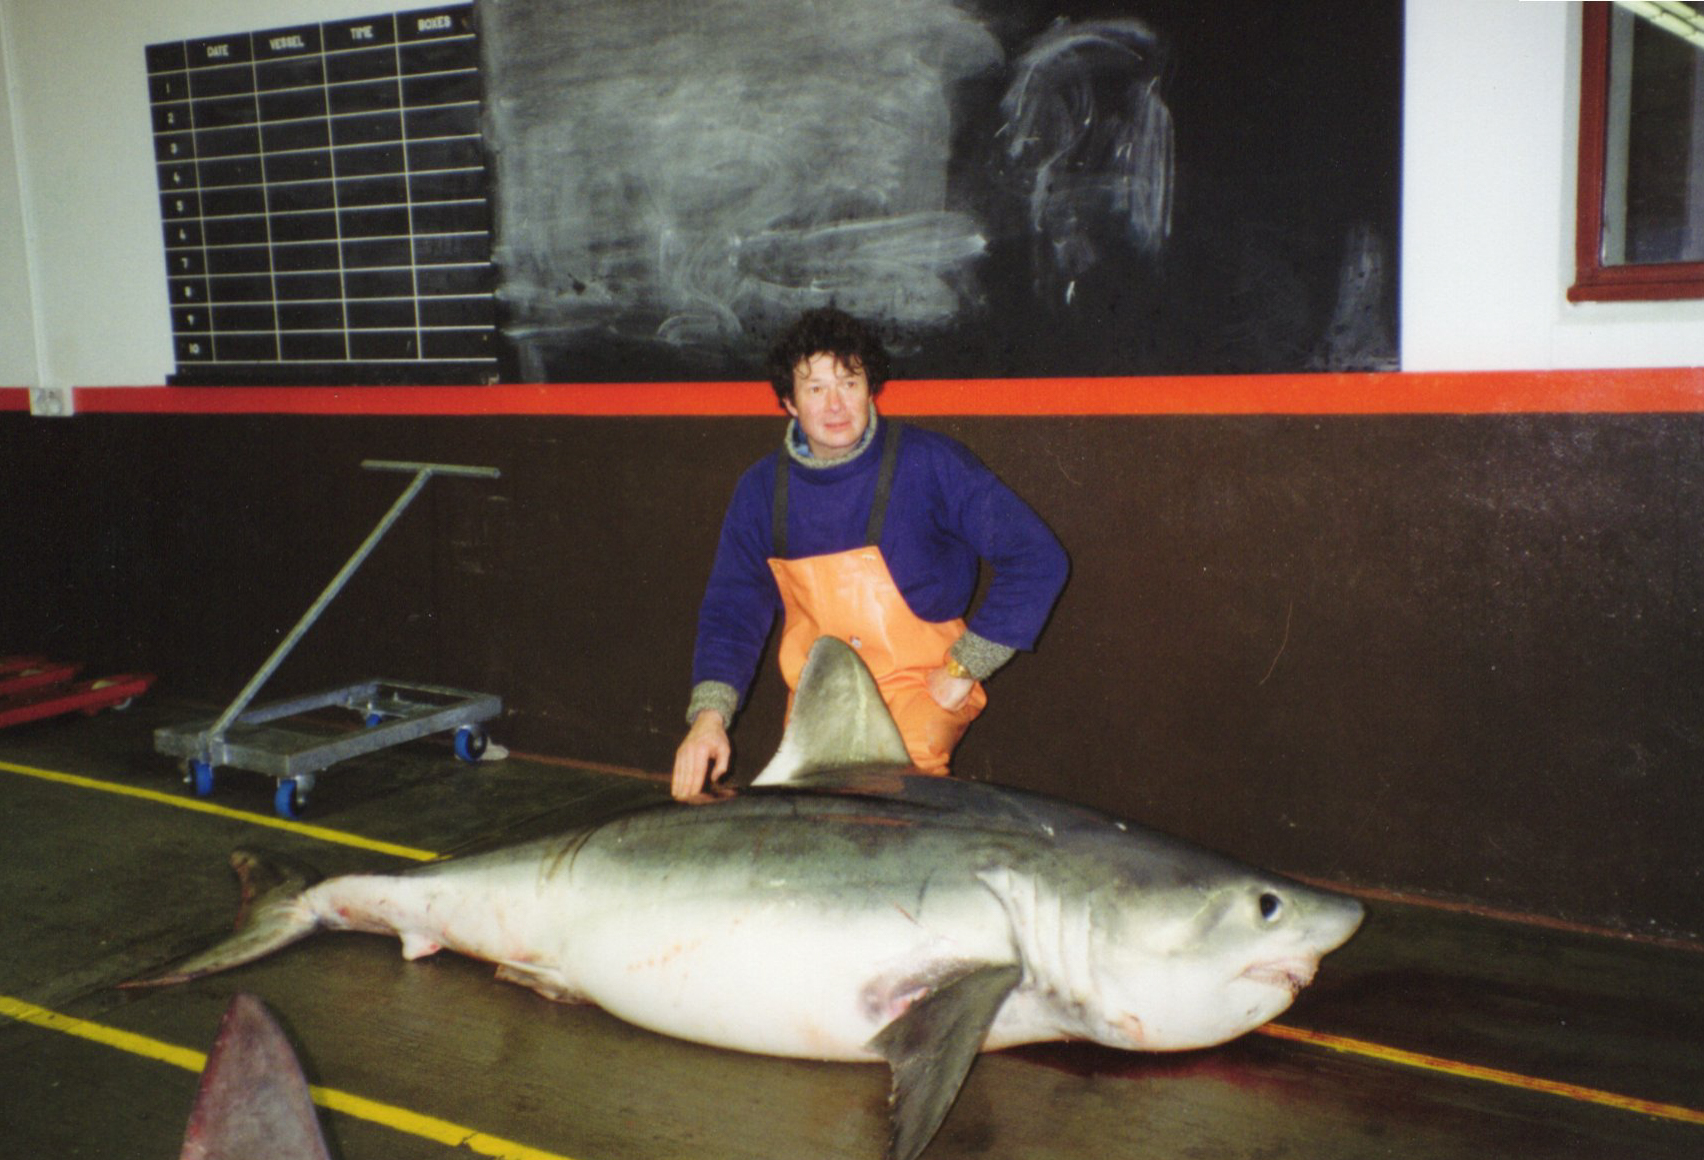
[482,0,1403,384]
[148,0,1402,386]
[148,4,499,385]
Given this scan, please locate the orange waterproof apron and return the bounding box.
[768,422,987,774]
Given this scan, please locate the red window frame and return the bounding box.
[1570,4,1704,302]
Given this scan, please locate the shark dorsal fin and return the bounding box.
[751,636,913,786]
[179,993,333,1160]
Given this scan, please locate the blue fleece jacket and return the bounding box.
[691,419,1068,709]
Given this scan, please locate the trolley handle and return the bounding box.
[361,460,501,479]
[197,460,500,749]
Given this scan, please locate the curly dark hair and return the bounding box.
[765,307,891,406]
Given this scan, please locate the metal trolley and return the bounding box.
[154,460,503,818]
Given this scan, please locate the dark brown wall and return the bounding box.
[3,409,1700,939]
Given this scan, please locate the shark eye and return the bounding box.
[1258,891,1284,922]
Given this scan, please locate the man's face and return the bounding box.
[785,352,871,459]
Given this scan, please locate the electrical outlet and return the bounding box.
[29,386,73,417]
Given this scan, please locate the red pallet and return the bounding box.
[0,662,155,729]
[0,658,83,698]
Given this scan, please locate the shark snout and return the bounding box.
[1328,897,1367,949]
[1244,893,1364,996]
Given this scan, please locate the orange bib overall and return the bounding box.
[767,422,986,773]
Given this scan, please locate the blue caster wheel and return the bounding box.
[454,724,488,763]
[274,778,306,819]
[365,711,385,727]
[186,759,215,798]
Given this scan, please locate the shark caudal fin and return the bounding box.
[751,636,912,786]
[178,993,333,1160]
[122,850,322,988]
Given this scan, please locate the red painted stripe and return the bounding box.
[2,368,1702,417]
[67,382,778,416]
[895,368,1704,415]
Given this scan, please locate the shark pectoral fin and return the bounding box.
[120,849,323,988]
[753,637,912,786]
[867,962,1023,1160]
[179,993,332,1160]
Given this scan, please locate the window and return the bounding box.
[1571,2,1704,301]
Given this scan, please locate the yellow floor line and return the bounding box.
[0,759,437,861]
[0,992,578,1160]
[1258,1022,1704,1127]
[7,756,1702,1133]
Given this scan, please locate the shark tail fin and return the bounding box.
[121,849,322,988]
[751,636,913,786]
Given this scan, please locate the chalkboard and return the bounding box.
[481,0,1403,384]
[147,0,1401,386]
[148,4,499,385]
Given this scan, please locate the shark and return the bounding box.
[127,636,1365,1160]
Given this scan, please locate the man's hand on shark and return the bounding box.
[671,708,731,800]
[682,781,738,805]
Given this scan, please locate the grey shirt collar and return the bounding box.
[784,403,880,469]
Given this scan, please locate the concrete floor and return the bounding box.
[2,696,1701,1160]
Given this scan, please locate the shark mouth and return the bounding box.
[1240,958,1319,996]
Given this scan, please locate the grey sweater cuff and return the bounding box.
[949,631,1017,682]
[686,681,740,727]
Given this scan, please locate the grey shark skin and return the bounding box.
[127,637,1364,1160]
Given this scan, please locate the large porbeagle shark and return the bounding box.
[128,637,1365,1160]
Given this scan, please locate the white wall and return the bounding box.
[0,5,41,387]
[0,0,376,391]
[1404,0,1704,370]
[0,0,1697,389]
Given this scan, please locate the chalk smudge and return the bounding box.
[481,0,1002,369]
[996,19,1173,303]
[1311,222,1396,371]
